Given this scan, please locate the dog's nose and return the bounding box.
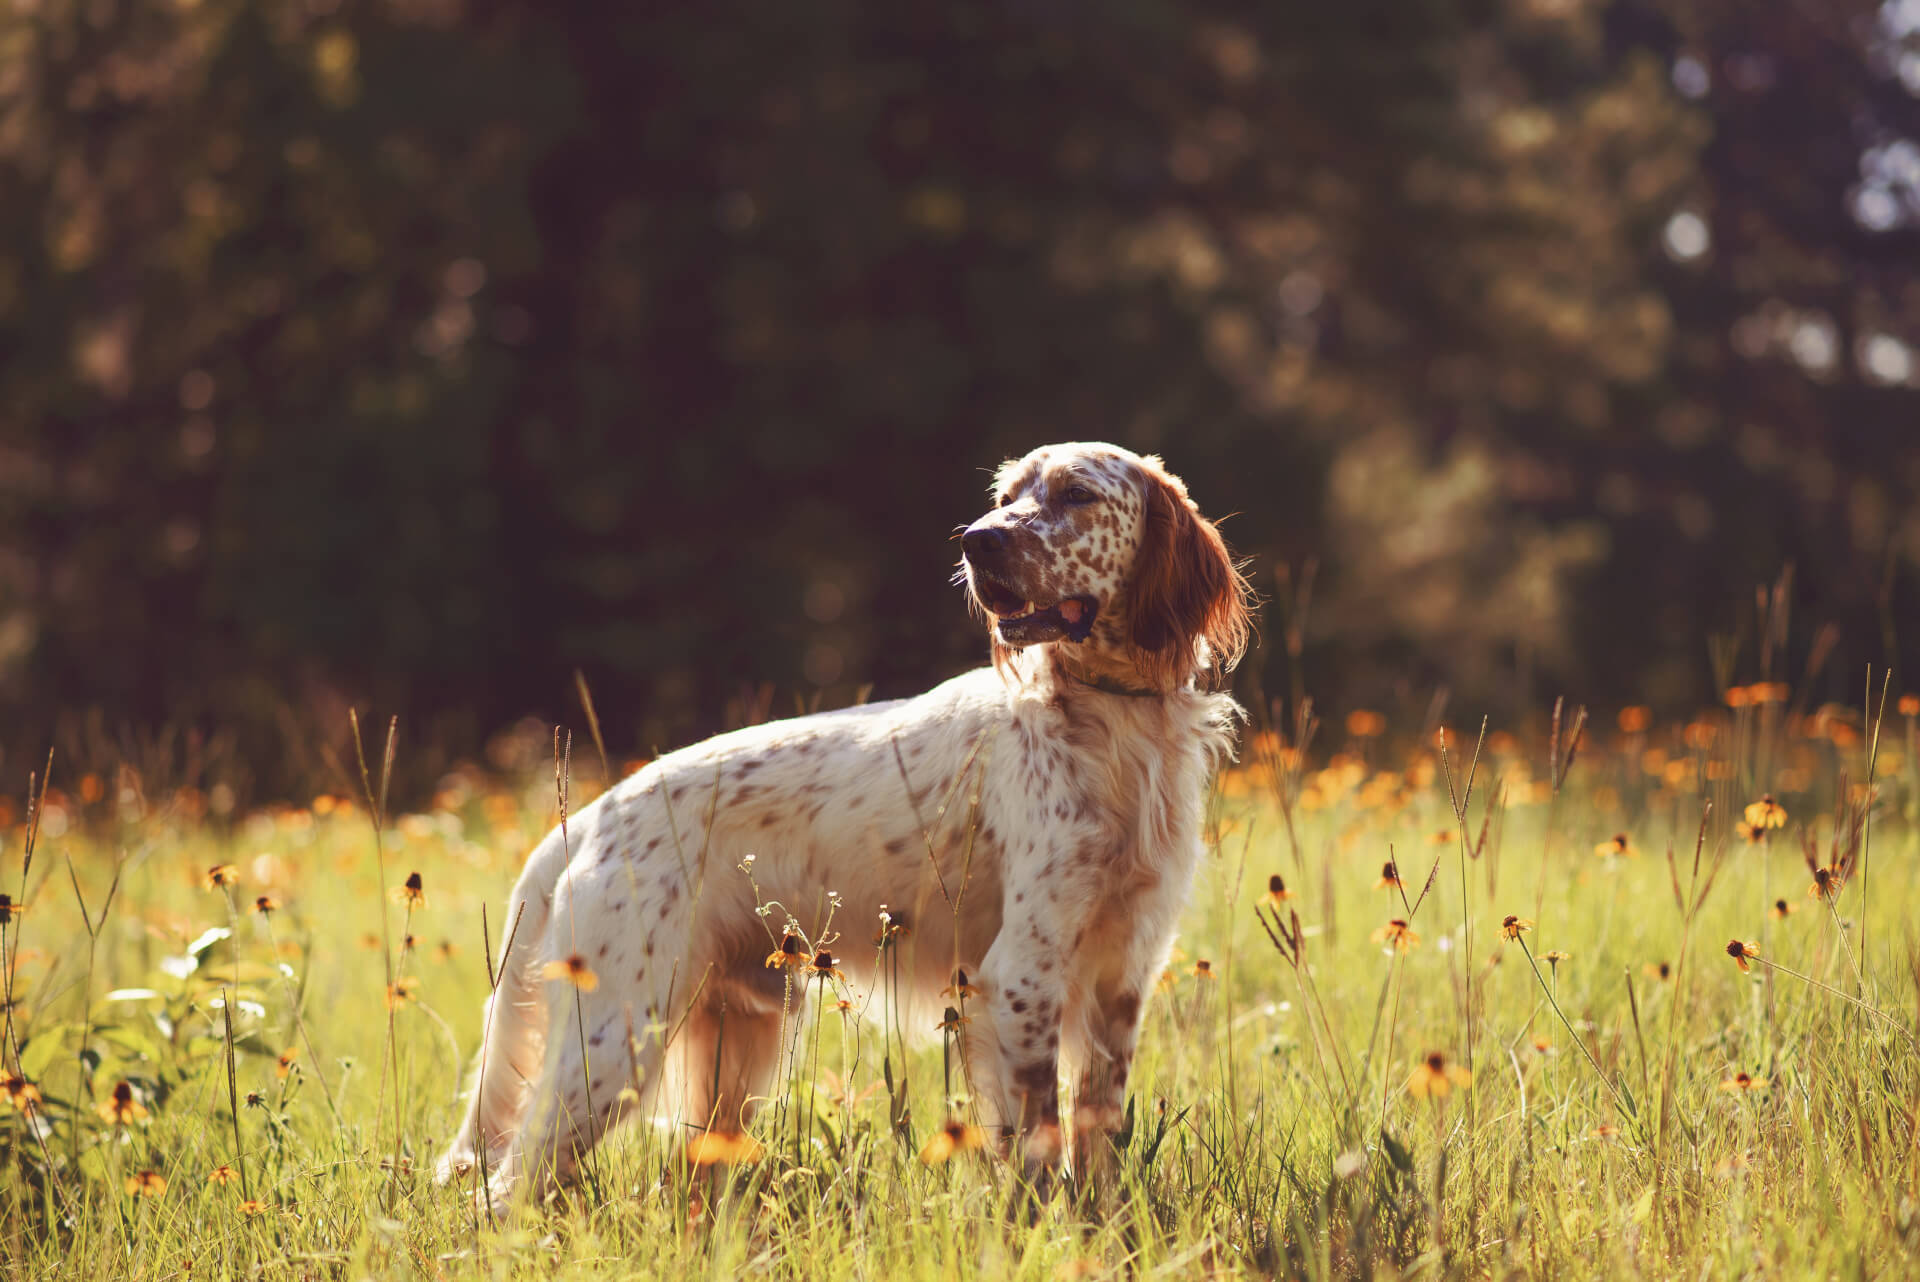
[961,524,1008,562]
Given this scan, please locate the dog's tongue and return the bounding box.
[1057,599,1084,624]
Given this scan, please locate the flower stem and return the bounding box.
[1517,939,1643,1137]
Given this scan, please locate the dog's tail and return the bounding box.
[434,820,577,1188]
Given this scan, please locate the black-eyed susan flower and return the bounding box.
[391,872,426,909]
[873,910,910,948]
[1266,874,1295,907]
[98,1081,148,1126]
[238,1199,268,1217]
[0,894,21,923]
[1408,1051,1472,1100]
[1500,915,1533,941]
[1645,960,1673,982]
[1542,950,1571,969]
[807,951,844,983]
[942,968,980,1001]
[1720,1071,1768,1093]
[1592,1124,1620,1139]
[1593,833,1631,859]
[2,1075,41,1114]
[1899,694,1920,718]
[1346,709,1385,738]
[1743,795,1787,831]
[203,865,240,891]
[685,1130,763,1167]
[542,955,598,992]
[385,976,421,1009]
[1735,819,1767,844]
[764,932,805,971]
[253,895,279,916]
[433,939,458,963]
[1769,899,1799,920]
[401,933,419,954]
[1374,861,1403,891]
[207,1165,238,1187]
[244,1091,265,1109]
[1617,706,1652,734]
[935,1005,969,1034]
[126,1170,167,1198]
[358,932,382,951]
[275,1048,298,1079]
[1371,919,1419,952]
[1191,958,1214,980]
[1807,865,1843,901]
[919,1118,987,1165]
[1726,940,1760,973]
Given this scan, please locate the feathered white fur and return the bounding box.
[436,442,1253,1211]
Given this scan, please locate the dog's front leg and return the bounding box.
[964,842,1098,1182]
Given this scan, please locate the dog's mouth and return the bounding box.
[968,569,1098,645]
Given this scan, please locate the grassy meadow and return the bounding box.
[3,688,1919,1280]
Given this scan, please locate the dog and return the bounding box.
[436,441,1253,1210]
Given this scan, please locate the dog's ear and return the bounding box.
[1125,461,1252,690]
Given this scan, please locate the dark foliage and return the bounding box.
[1,0,1915,794]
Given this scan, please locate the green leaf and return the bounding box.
[18,1024,81,1080]
[93,1025,160,1063]
[1381,1130,1415,1173]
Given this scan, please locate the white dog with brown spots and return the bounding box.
[437,441,1253,1212]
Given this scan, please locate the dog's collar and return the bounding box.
[1073,673,1164,699]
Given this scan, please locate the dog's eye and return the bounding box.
[1063,485,1097,505]
[996,492,1015,507]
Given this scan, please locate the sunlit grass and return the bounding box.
[2,689,1917,1279]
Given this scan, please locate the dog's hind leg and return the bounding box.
[501,981,673,1210]
[673,983,791,1144]
[436,820,580,1197]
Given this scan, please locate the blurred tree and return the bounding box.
[0,0,1913,794]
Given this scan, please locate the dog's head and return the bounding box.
[959,443,1251,691]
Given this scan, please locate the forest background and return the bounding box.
[4,0,1918,797]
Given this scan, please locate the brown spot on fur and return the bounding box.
[1013,1061,1055,1093]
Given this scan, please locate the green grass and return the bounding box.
[3,696,1918,1279]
